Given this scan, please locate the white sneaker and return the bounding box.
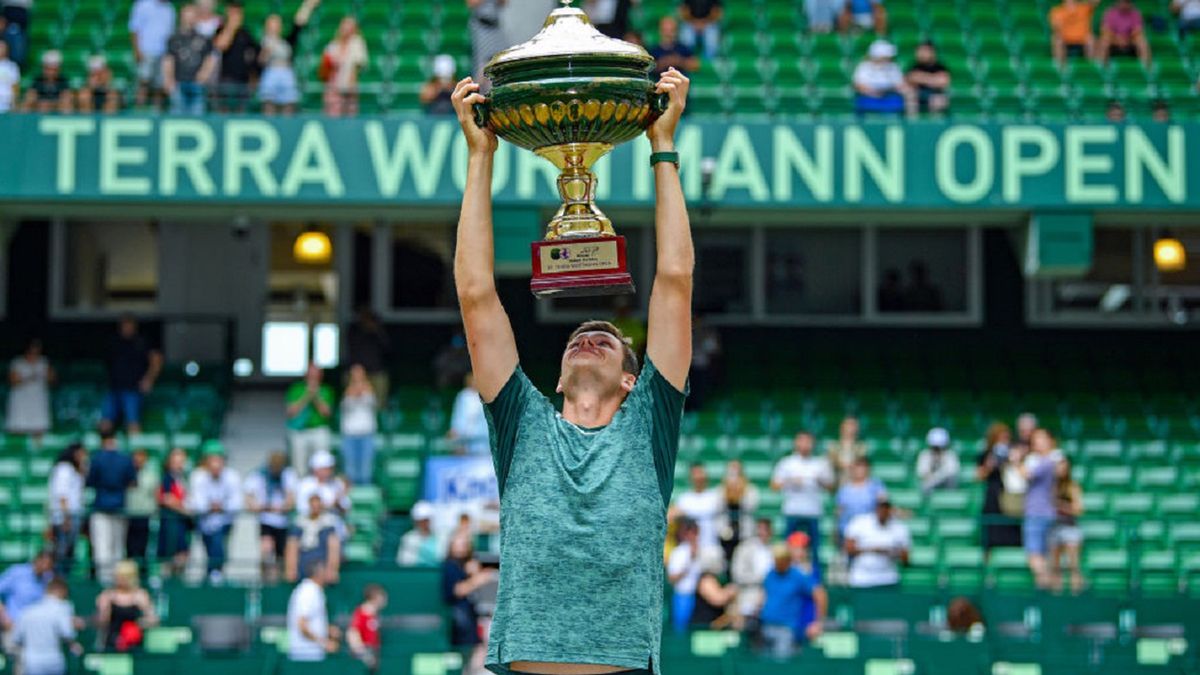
[208,570,225,586]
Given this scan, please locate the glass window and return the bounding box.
[262,322,309,376]
[765,229,861,315]
[876,229,969,313]
[390,224,456,310]
[694,230,752,314]
[1048,228,1134,313]
[62,221,159,310]
[313,323,340,369]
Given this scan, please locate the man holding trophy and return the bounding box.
[450,2,692,672]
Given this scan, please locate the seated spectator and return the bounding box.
[1152,99,1171,122]
[397,501,447,566]
[666,517,703,633]
[690,549,738,629]
[1049,457,1085,594]
[0,39,16,112]
[341,364,378,485]
[905,41,950,116]
[188,441,242,585]
[125,448,160,569]
[827,416,867,485]
[296,450,351,538]
[835,457,886,540]
[844,495,910,589]
[840,0,887,35]
[441,536,494,673]
[1020,428,1061,589]
[285,494,342,583]
[128,0,176,108]
[806,0,843,33]
[1175,0,1200,35]
[21,50,72,113]
[212,3,259,113]
[420,54,457,115]
[946,597,984,634]
[258,0,318,116]
[321,16,368,117]
[1106,98,1127,122]
[156,448,191,578]
[163,4,218,115]
[853,40,907,116]
[244,451,297,583]
[650,16,700,78]
[78,55,122,113]
[731,518,775,631]
[286,364,334,476]
[758,539,825,659]
[1050,0,1097,64]
[287,560,340,662]
[449,372,488,455]
[678,0,722,60]
[1096,0,1151,65]
[12,578,79,675]
[916,427,960,494]
[48,444,87,576]
[0,550,53,633]
[95,560,158,653]
[7,338,53,439]
[347,584,388,672]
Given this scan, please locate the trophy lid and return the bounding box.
[483,0,654,74]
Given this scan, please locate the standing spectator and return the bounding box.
[192,0,221,38]
[877,269,905,311]
[1014,413,1037,452]
[258,0,319,115]
[840,0,887,34]
[678,0,722,60]
[758,540,825,659]
[1096,0,1151,65]
[1050,0,1097,64]
[916,427,960,494]
[0,550,53,634]
[155,448,191,578]
[286,560,340,662]
[449,373,488,455]
[244,451,297,583]
[296,451,351,537]
[286,364,335,476]
[1019,428,1061,589]
[1175,0,1200,35]
[827,416,867,485]
[87,429,137,584]
[689,549,738,629]
[284,494,342,583]
[1,0,31,58]
[1049,456,1085,594]
[672,462,725,553]
[20,50,72,113]
[649,16,700,78]
[441,536,494,671]
[587,0,634,38]
[347,585,388,673]
[844,495,910,589]
[211,3,259,113]
[666,517,703,633]
[7,338,53,439]
[835,457,886,540]
[128,0,176,108]
[95,560,157,653]
[904,41,950,116]
[162,4,218,115]
[341,364,378,485]
[976,423,1022,557]
[718,459,759,562]
[806,0,843,33]
[48,444,87,575]
[853,40,908,117]
[124,448,160,570]
[771,431,834,560]
[0,40,17,112]
[420,54,458,115]
[730,518,774,631]
[188,441,242,585]
[11,578,79,675]
[345,306,391,403]
[397,501,447,566]
[320,16,368,117]
[100,316,162,435]
[77,55,122,113]
[467,0,506,88]
[688,313,721,411]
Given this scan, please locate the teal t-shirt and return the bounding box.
[483,357,686,675]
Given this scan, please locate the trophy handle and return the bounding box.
[472,101,490,128]
[653,92,670,114]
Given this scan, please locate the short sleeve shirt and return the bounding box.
[350,607,380,649]
[0,59,19,112]
[166,32,213,83]
[286,579,327,661]
[1104,6,1144,37]
[286,383,335,430]
[108,335,150,390]
[845,514,910,587]
[1050,3,1095,44]
[854,61,904,92]
[771,454,833,517]
[683,0,722,19]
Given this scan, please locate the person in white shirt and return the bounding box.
[188,441,242,585]
[844,495,910,588]
[448,373,489,455]
[397,500,447,566]
[916,427,961,494]
[127,0,176,107]
[853,39,910,116]
[11,578,79,675]
[671,462,725,552]
[243,451,298,583]
[666,517,704,633]
[770,431,834,570]
[1173,0,1200,34]
[7,338,54,436]
[729,518,774,628]
[48,443,87,576]
[0,41,18,113]
[287,559,341,662]
[296,451,352,539]
[340,364,378,485]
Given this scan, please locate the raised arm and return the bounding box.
[451,78,518,402]
[645,68,693,392]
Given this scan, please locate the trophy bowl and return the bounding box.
[473,0,668,297]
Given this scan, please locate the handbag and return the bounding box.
[999,491,1026,519]
[318,52,335,82]
[999,464,1027,518]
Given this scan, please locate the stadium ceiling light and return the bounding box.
[294,229,332,265]
[1153,234,1186,273]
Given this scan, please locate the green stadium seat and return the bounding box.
[944,546,985,590]
[1135,467,1180,492]
[1080,518,1119,542]
[1088,465,1132,490]
[1158,493,1200,520]
[988,548,1034,590]
[927,490,972,515]
[1084,549,1130,595]
[1136,550,1179,596]
[1110,493,1155,520]
[1168,522,1200,553]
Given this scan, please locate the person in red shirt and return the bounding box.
[347,584,388,672]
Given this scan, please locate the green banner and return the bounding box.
[0,114,1194,208]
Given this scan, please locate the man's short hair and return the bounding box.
[363,583,386,602]
[567,320,640,376]
[304,559,326,579]
[46,578,69,596]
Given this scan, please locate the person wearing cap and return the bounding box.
[844,495,910,589]
[77,55,121,113]
[0,39,18,113]
[852,39,909,117]
[128,0,176,108]
[286,364,335,477]
[839,0,887,35]
[244,450,298,582]
[86,429,138,585]
[916,427,960,495]
[771,431,834,572]
[758,539,825,659]
[420,54,458,115]
[188,441,243,585]
[257,0,318,115]
[296,450,351,542]
[20,50,72,113]
[397,501,446,566]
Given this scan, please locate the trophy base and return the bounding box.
[530,236,635,298]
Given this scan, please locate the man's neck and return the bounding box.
[561,389,622,429]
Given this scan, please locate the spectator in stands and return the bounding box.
[345,306,390,402]
[449,372,489,455]
[188,441,242,585]
[467,0,506,89]
[287,560,340,662]
[624,29,644,46]
[678,0,722,60]
[0,550,53,635]
[1019,428,1061,589]
[828,415,867,485]
[1175,0,1200,35]
[7,338,53,439]
[11,577,79,675]
[844,494,910,589]
[257,0,318,116]
[758,541,824,659]
[840,0,887,35]
[87,429,137,584]
[0,40,16,112]
[666,517,703,633]
[212,3,259,113]
[434,332,471,390]
[341,364,379,485]
[1049,456,1085,594]
[1096,0,1151,66]
[321,16,368,117]
[806,0,843,33]
[20,50,72,113]
[688,313,721,411]
[156,448,191,578]
[128,0,176,108]
[296,451,351,538]
[672,462,725,553]
[719,459,759,562]
[977,423,1022,557]
[1014,413,1037,452]
[348,584,388,673]
[902,260,942,310]
[877,268,905,311]
[163,4,218,115]
[0,0,30,45]
[421,54,458,115]
[193,0,221,38]
[244,450,297,583]
[1152,99,1171,122]
[286,364,335,476]
[95,560,157,653]
[77,55,122,113]
[441,535,494,671]
[650,16,700,78]
[690,549,738,629]
[100,315,162,435]
[731,518,774,631]
[916,427,960,494]
[48,444,86,576]
[398,500,446,566]
[771,431,834,564]
[905,41,950,116]
[1106,99,1127,122]
[1050,0,1098,64]
[588,0,634,38]
[124,448,159,571]
[285,494,342,584]
[835,457,886,541]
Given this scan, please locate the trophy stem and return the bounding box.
[535,143,615,240]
